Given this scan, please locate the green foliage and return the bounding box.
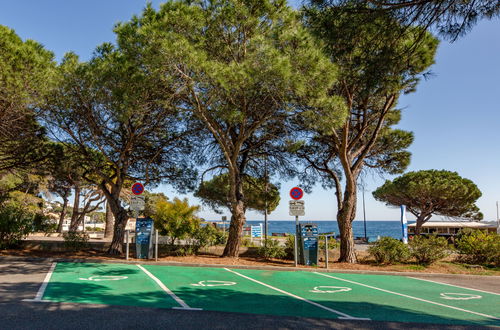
[408,235,450,265]
[153,198,200,245]
[373,170,483,225]
[63,231,89,251]
[0,25,56,171]
[455,229,500,266]
[195,173,280,214]
[284,235,296,260]
[143,192,169,218]
[318,235,339,250]
[0,205,36,249]
[258,239,286,259]
[241,238,256,247]
[368,237,410,264]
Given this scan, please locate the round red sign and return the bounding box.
[131,182,144,195]
[290,187,304,200]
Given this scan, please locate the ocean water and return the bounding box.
[245,220,411,242]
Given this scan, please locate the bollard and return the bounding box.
[155,229,158,262]
[125,230,129,261]
[325,235,328,269]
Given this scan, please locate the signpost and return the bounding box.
[289,187,304,267]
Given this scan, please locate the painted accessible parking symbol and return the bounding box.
[290,187,304,200]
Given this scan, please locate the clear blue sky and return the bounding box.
[1,1,499,221]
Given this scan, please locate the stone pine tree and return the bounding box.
[127,0,343,257]
[373,170,483,235]
[295,8,438,262]
[310,0,500,41]
[42,45,197,254]
[0,25,56,172]
[195,173,280,215]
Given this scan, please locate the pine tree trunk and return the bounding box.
[57,196,68,233]
[105,193,129,255]
[104,202,114,238]
[222,170,245,258]
[415,216,426,235]
[69,185,81,232]
[337,177,358,263]
[222,201,245,257]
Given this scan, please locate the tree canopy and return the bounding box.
[294,7,438,262]
[127,0,343,256]
[0,25,56,171]
[195,173,280,214]
[308,0,500,41]
[373,170,483,235]
[42,37,197,254]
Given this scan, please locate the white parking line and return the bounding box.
[137,265,202,311]
[22,262,57,302]
[314,272,499,321]
[408,277,500,296]
[224,268,369,320]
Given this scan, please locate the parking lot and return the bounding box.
[12,260,499,328]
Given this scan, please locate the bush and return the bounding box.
[241,237,255,247]
[455,230,500,266]
[319,235,339,250]
[409,235,450,265]
[368,237,410,264]
[258,239,285,259]
[0,205,35,249]
[63,231,89,251]
[284,235,295,260]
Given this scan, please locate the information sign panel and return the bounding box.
[130,195,145,211]
[289,200,305,216]
[251,224,263,238]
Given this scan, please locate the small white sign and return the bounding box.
[289,200,305,216]
[130,195,146,211]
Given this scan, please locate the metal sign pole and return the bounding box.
[125,230,129,261]
[155,229,158,262]
[325,235,328,269]
[294,215,299,267]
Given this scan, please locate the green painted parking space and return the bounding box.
[38,262,499,327]
[329,272,500,319]
[142,265,338,319]
[43,263,179,309]
[233,269,499,326]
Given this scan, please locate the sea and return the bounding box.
[244,220,412,242]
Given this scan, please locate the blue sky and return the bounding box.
[1,1,499,221]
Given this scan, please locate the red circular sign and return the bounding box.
[290,187,304,200]
[131,182,144,195]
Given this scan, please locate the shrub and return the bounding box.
[63,231,89,251]
[284,235,295,260]
[258,239,285,259]
[368,237,410,264]
[0,205,35,249]
[241,237,255,247]
[455,229,500,266]
[409,235,450,265]
[319,236,339,251]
